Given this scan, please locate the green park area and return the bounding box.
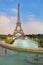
[0,34,15,44]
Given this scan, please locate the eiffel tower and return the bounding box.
[13,3,24,36]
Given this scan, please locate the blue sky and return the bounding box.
[0,0,43,18]
[0,0,43,34]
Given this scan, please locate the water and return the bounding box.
[0,50,43,65]
[13,39,38,48]
[0,39,42,65]
[0,51,36,65]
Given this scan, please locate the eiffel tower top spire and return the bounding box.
[17,2,20,23]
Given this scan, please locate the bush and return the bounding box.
[5,39,15,44]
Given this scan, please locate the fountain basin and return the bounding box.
[12,39,38,49]
[0,39,43,65]
[0,39,43,54]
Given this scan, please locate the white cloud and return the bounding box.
[0,15,17,23]
[0,16,10,22]
[11,8,17,13]
[0,14,43,34]
[22,21,43,34]
[0,15,17,34]
[22,14,43,34]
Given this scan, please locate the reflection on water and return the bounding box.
[0,50,43,65]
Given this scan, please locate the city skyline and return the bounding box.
[0,0,43,34]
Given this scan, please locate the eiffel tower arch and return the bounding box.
[13,3,24,36]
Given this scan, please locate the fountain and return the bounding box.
[0,37,43,65]
[12,39,38,49]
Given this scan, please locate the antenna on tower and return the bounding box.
[17,1,20,23]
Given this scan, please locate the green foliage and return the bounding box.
[0,34,13,40]
[35,38,43,47]
[35,38,41,43]
[5,39,15,44]
[25,34,43,39]
[0,35,7,39]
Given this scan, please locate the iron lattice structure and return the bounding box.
[13,3,24,36]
